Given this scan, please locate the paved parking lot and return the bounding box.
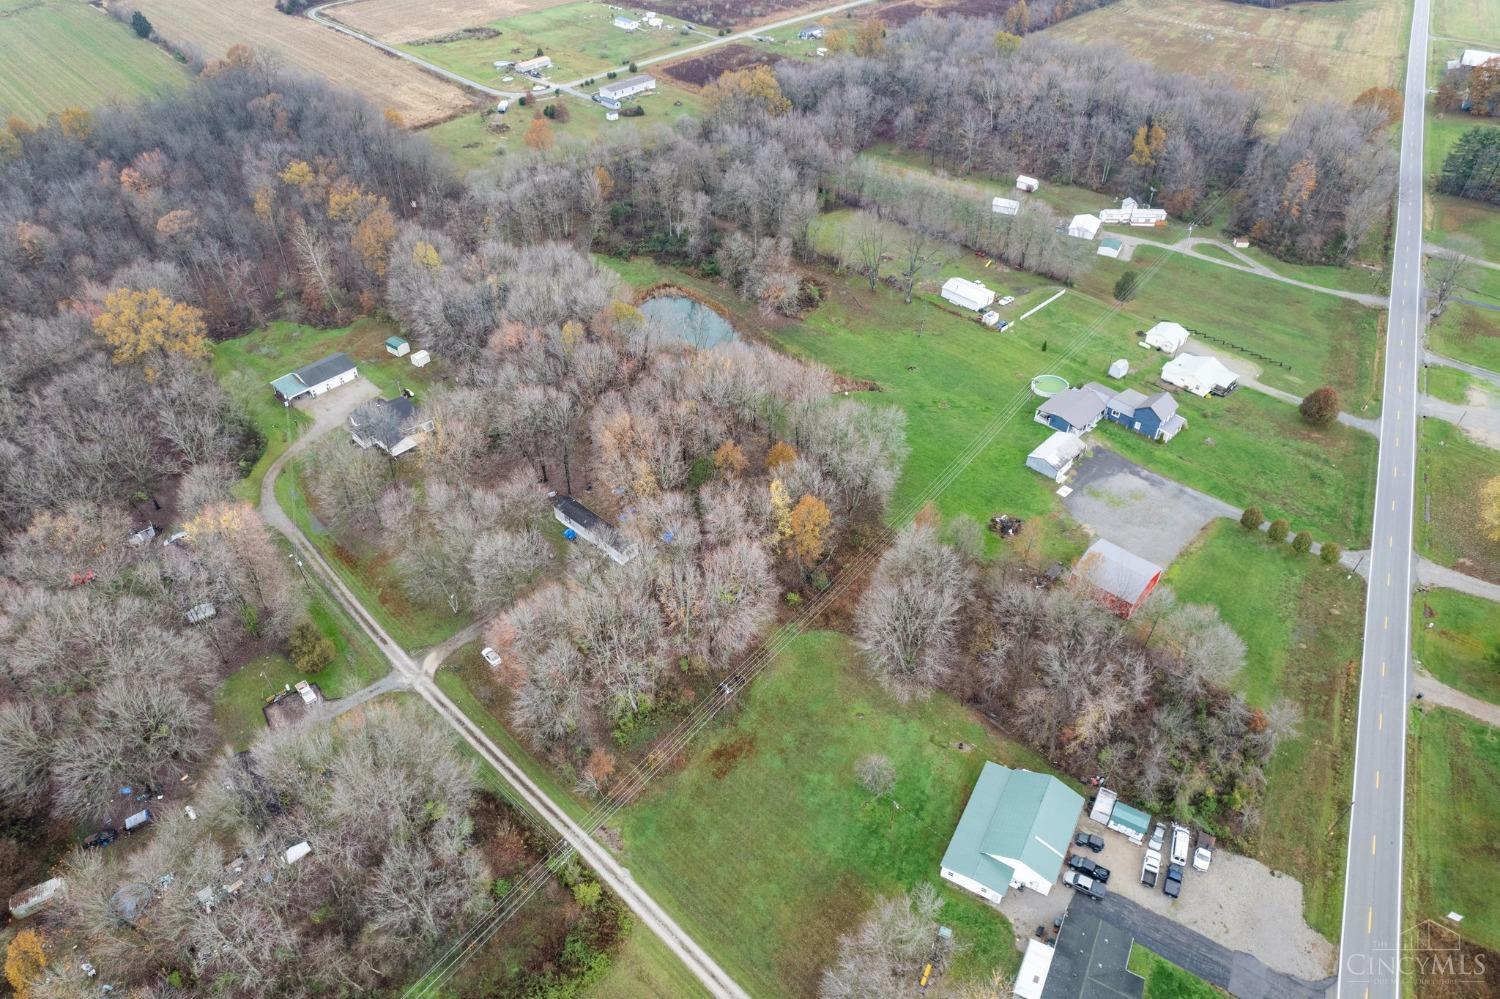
[1063,449,1236,566]
[1065,817,1336,983]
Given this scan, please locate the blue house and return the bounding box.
[1104,389,1186,442]
[1033,385,1108,436]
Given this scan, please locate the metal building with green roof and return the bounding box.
[939,762,1085,901]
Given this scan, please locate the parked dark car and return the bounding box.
[1063,870,1107,899]
[1074,831,1105,853]
[1068,853,1111,882]
[83,828,118,850]
[1163,863,1184,898]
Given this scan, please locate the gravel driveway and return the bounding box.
[1063,449,1237,566]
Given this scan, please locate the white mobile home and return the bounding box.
[516,55,552,74]
[940,277,996,312]
[599,74,656,102]
[1162,353,1239,397]
[553,494,639,565]
[613,14,639,29]
[1143,321,1191,353]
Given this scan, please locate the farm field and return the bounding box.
[1043,0,1406,129]
[1406,707,1500,957]
[124,0,471,125]
[401,2,700,84]
[616,630,1042,997]
[1431,0,1500,44]
[0,0,185,122]
[1416,418,1500,585]
[1164,522,1363,940]
[1414,588,1500,706]
[325,0,567,44]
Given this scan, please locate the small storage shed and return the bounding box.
[1026,431,1085,482]
[1143,321,1191,354]
[1108,358,1128,379]
[1097,237,1123,258]
[940,277,997,312]
[991,196,1021,216]
[385,335,410,357]
[1107,801,1151,844]
[1015,175,1040,192]
[410,349,431,367]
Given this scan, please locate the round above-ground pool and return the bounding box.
[1030,374,1070,398]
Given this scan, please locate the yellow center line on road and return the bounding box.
[1379,712,1384,731]
[1382,661,1387,677]
[1372,834,1377,855]
[1368,907,1374,933]
[1383,615,1389,630]
[1375,770,1381,789]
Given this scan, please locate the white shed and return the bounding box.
[940,277,996,312]
[1460,49,1500,67]
[1026,431,1085,482]
[1097,237,1123,258]
[1015,175,1040,192]
[1143,321,1191,353]
[991,196,1021,216]
[1108,358,1129,379]
[1014,940,1056,999]
[1067,214,1102,240]
[410,349,431,367]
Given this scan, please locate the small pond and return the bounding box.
[639,293,738,350]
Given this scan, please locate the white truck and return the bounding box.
[1170,823,1191,866]
[1193,832,1215,872]
[1140,848,1161,889]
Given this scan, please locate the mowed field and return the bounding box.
[0,0,184,122]
[330,0,565,44]
[122,0,472,125]
[1432,0,1499,44]
[1044,0,1407,129]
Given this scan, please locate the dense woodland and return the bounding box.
[0,12,1403,993]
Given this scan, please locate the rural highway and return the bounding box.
[1335,0,1428,992]
[306,0,875,102]
[260,396,749,999]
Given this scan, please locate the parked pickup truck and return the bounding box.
[1170,823,1191,866]
[1140,848,1161,889]
[1062,870,1107,900]
[1193,833,1216,872]
[1163,862,1184,899]
[1067,854,1111,883]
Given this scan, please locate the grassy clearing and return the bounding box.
[0,0,184,122]
[1422,364,1477,404]
[212,318,438,502]
[403,1,698,82]
[584,925,711,999]
[1163,522,1362,940]
[617,631,1049,997]
[1414,588,1500,706]
[1406,707,1500,953]
[212,586,387,750]
[1128,944,1221,999]
[1416,418,1500,585]
[1043,0,1406,130]
[1083,247,1387,415]
[1426,107,1500,264]
[1427,302,1500,374]
[1432,0,1500,44]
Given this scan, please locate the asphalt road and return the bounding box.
[1335,0,1430,992]
[260,388,749,999]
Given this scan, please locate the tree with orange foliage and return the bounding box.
[1281,155,1317,220]
[56,106,91,140]
[703,65,791,118]
[92,287,209,373]
[353,203,397,277]
[765,440,797,471]
[851,18,886,57]
[523,115,555,151]
[789,494,832,567]
[713,440,748,477]
[4,929,46,999]
[1352,86,1402,128]
[383,107,406,129]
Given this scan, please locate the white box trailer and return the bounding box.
[940,277,996,312]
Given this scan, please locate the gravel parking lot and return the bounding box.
[1070,817,1336,982]
[1063,449,1236,566]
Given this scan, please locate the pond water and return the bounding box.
[639,294,738,350]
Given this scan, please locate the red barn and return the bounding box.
[1073,539,1163,619]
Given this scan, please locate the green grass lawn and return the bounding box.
[584,925,711,999]
[1163,522,1363,940]
[1427,301,1500,373]
[1128,944,1222,999]
[212,585,387,750]
[212,317,438,502]
[1422,364,1477,404]
[617,631,1052,997]
[1432,0,1500,45]
[1082,248,1387,415]
[1406,707,1500,954]
[1415,418,1500,584]
[402,1,699,83]
[0,0,185,122]
[1425,109,1500,265]
[1414,588,1500,705]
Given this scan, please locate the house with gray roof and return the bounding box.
[349,396,434,458]
[940,762,1085,901]
[1104,389,1186,442]
[1035,387,1106,436]
[270,352,358,405]
[553,494,639,565]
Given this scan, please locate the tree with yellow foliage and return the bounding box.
[523,116,555,151]
[5,928,46,999]
[280,159,315,187]
[1482,475,1500,541]
[994,30,1022,54]
[56,106,92,140]
[703,65,791,118]
[766,440,797,472]
[789,494,831,567]
[852,18,886,57]
[412,240,443,271]
[770,479,792,540]
[93,287,209,374]
[1128,122,1166,167]
[713,440,748,477]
